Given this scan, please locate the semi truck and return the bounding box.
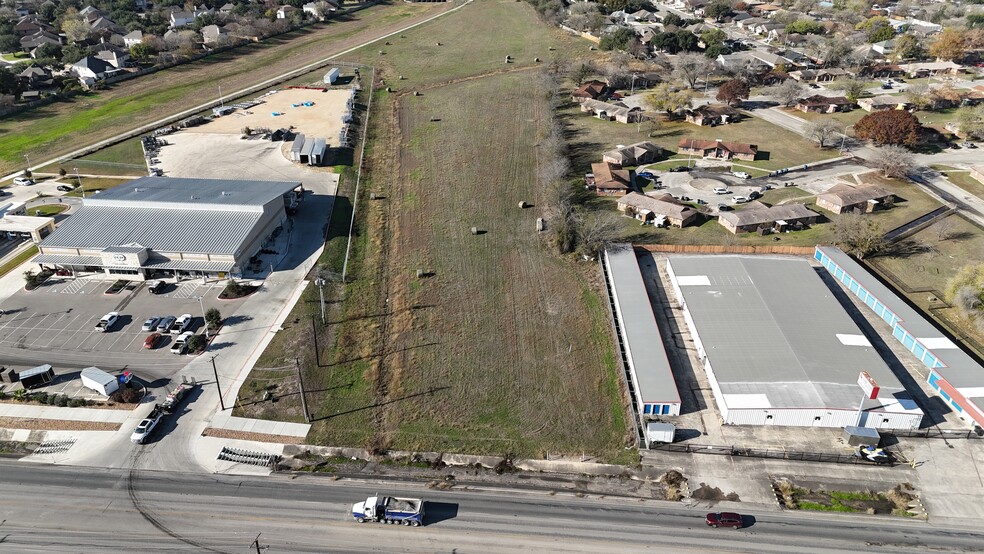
[352,496,424,527]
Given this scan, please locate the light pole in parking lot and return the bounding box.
[198,296,209,340]
[74,167,85,198]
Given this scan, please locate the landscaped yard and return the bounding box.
[933,166,984,199]
[63,176,130,197]
[781,106,864,128]
[30,204,69,217]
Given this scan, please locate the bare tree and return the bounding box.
[905,83,932,111]
[671,52,716,90]
[870,145,914,178]
[832,212,885,259]
[935,217,955,242]
[572,210,625,258]
[768,80,805,107]
[805,118,842,148]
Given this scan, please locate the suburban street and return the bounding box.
[2,461,983,553]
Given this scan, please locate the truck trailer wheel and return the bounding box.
[402,519,410,526]
[411,521,421,527]
[357,517,365,523]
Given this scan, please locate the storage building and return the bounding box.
[666,255,923,429]
[604,246,682,419]
[816,246,984,429]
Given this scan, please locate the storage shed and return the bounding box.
[323,67,340,85]
[80,366,119,396]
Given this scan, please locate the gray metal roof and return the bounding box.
[291,135,306,154]
[32,254,102,266]
[81,367,115,386]
[818,246,984,389]
[300,138,315,157]
[86,177,300,212]
[143,258,234,272]
[41,205,264,255]
[605,246,680,405]
[668,255,911,411]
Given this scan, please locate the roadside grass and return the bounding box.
[561,108,838,175]
[0,245,39,279]
[932,166,984,199]
[0,3,442,175]
[915,108,958,127]
[855,172,945,233]
[340,0,584,88]
[797,500,859,512]
[30,204,69,217]
[63,177,130,197]
[39,138,147,177]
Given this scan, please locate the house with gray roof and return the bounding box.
[602,141,662,166]
[35,177,304,280]
[717,201,818,234]
[617,192,698,227]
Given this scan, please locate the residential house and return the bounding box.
[276,5,297,19]
[718,202,819,234]
[736,17,767,30]
[95,43,130,68]
[580,99,645,124]
[631,9,654,22]
[617,192,699,227]
[220,2,236,14]
[752,3,782,17]
[865,64,904,79]
[18,64,54,90]
[898,61,963,79]
[123,30,144,48]
[816,183,894,214]
[19,30,61,52]
[71,55,116,82]
[684,104,739,126]
[716,52,772,74]
[789,68,850,82]
[602,142,662,166]
[731,12,753,24]
[170,10,197,28]
[858,95,911,112]
[79,5,103,22]
[872,39,895,57]
[201,24,229,45]
[587,162,633,195]
[970,166,984,186]
[678,138,758,161]
[14,15,51,36]
[795,95,854,113]
[89,16,123,36]
[745,50,795,69]
[572,80,607,102]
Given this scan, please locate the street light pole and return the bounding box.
[24,154,30,173]
[74,167,84,198]
[198,296,209,340]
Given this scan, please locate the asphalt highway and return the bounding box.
[1,461,982,553]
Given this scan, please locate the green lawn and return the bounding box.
[915,108,958,127]
[0,245,38,279]
[934,167,984,199]
[63,177,130,197]
[782,107,864,129]
[30,204,69,217]
[39,138,147,177]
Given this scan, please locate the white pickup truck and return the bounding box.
[94,312,119,332]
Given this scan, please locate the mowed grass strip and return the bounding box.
[369,70,627,458]
[342,0,586,87]
[0,2,444,175]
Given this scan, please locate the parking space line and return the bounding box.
[25,312,76,347]
[38,313,84,348]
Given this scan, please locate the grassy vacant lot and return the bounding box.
[341,0,585,87]
[38,138,146,177]
[0,2,447,175]
[562,107,839,175]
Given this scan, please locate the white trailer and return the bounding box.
[323,68,340,85]
[80,366,120,396]
[646,422,675,446]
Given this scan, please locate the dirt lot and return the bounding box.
[190,88,354,143]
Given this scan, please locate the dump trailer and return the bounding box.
[352,496,424,526]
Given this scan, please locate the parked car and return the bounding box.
[669,166,690,172]
[130,406,165,444]
[56,185,73,192]
[881,83,893,89]
[748,191,762,200]
[172,313,193,334]
[148,280,167,294]
[718,204,733,211]
[808,83,820,89]
[731,171,751,179]
[142,317,161,332]
[144,333,163,349]
[706,512,743,529]
[156,315,177,333]
[713,187,731,195]
[170,331,193,354]
[637,171,655,179]
[13,177,34,186]
[961,142,977,149]
[732,195,750,203]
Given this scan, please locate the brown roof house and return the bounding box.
[795,95,854,113]
[858,95,912,112]
[587,162,633,196]
[617,192,698,227]
[678,138,758,161]
[788,68,851,82]
[685,104,740,126]
[816,183,894,214]
[602,142,663,166]
[718,202,818,234]
[572,80,607,103]
[580,99,645,124]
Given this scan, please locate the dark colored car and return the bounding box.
[637,171,655,179]
[718,204,733,211]
[157,316,177,333]
[57,185,74,192]
[669,166,691,173]
[705,512,743,529]
[148,280,167,294]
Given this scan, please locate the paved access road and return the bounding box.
[1,462,982,554]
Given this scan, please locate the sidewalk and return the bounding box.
[0,402,132,423]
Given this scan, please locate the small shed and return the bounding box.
[290,134,306,161]
[646,422,676,446]
[844,425,881,446]
[310,137,327,166]
[80,366,120,396]
[323,67,340,85]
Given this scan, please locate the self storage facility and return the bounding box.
[666,255,923,429]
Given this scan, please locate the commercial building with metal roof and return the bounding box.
[666,255,922,429]
[35,176,303,280]
[603,246,681,420]
[816,246,984,429]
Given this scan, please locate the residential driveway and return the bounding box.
[0,278,243,381]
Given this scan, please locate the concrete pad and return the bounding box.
[11,428,30,441]
[0,403,133,423]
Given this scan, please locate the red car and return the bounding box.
[705,512,743,529]
[144,333,162,349]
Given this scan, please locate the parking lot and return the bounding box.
[0,277,246,380]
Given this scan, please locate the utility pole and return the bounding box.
[211,356,225,411]
[312,316,321,367]
[251,533,262,554]
[295,358,310,423]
